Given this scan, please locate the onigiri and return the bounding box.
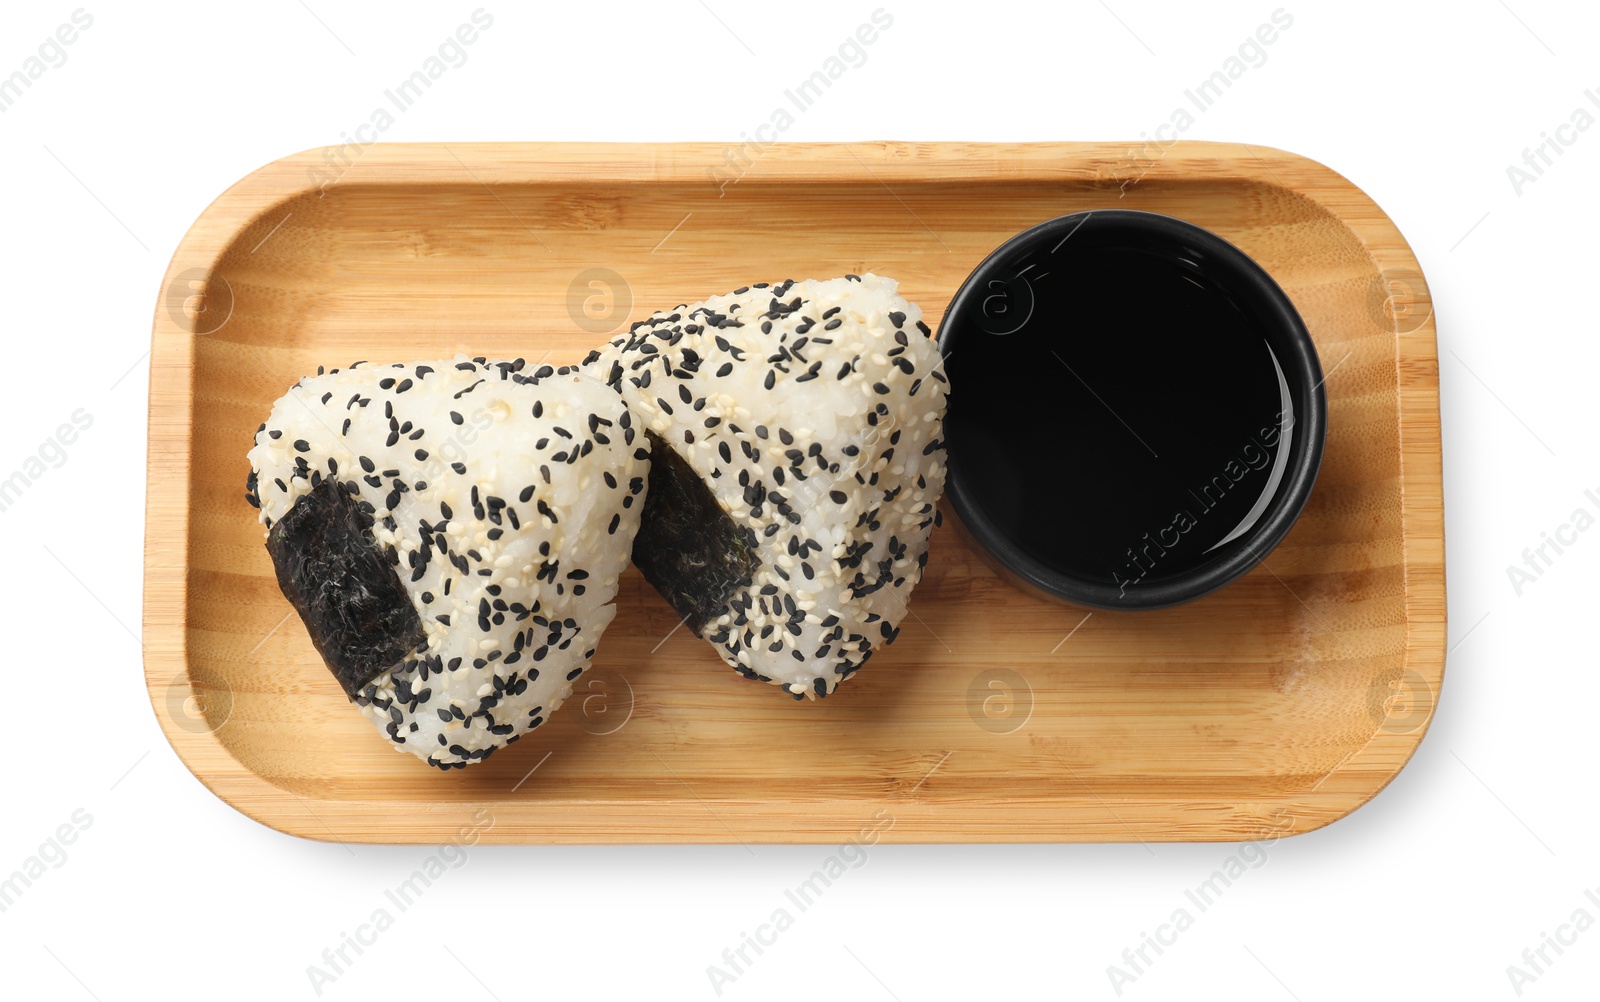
[582,274,948,699]
[247,356,648,767]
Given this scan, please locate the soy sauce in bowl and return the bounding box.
[937,210,1325,610]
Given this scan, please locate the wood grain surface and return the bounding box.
[143,142,1444,843]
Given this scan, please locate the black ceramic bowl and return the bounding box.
[937,209,1326,610]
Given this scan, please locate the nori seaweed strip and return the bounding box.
[266,478,425,699]
[631,430,759,635]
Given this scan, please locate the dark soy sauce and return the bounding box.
[945,244,1293,593]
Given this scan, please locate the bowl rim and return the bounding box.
[935,207,1328,610]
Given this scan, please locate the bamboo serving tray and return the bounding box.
[144,142,1444,844]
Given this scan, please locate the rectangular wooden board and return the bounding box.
[144,142,1444,843]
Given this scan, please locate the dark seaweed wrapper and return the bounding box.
[631,431,759,635]
[265,479,425,699]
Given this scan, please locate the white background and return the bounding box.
[0,0,1595,999]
